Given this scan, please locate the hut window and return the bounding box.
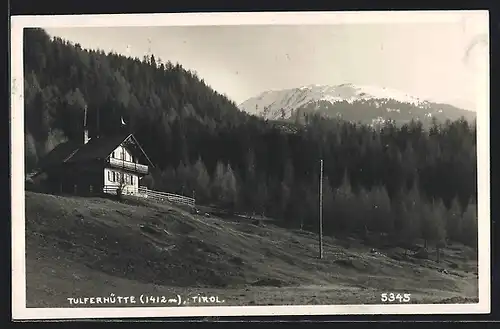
[108,171,112,181]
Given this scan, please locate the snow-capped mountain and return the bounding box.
[239,83,475,127]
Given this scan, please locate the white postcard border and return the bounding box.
[11,11,491,320]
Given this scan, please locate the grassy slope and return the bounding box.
[25,191,479,307]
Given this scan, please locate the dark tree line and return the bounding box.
[23,28,478,249]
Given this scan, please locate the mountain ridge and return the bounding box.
[239,83,475,127]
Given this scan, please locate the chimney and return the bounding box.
[96,107,100,139]
[83,106,90,144]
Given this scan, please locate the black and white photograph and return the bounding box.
[11,11,490,319]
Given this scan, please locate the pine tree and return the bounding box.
[221,163,238,210]
[61,88,87,141]
[447,196,463,242]
[254,176,268,217]
[332,170,358,233]
[211,161,238,209]
[366,185,393,234]
[192,157,211,202]
[321,178,336,235]
[160,167,177,193]
[280,160,294,216]
[432,199,448,262]
[461,200,478,249]
[420,199,447,253]
[25,131,38,173]
[141,174,155,190]
[175,161,190,195]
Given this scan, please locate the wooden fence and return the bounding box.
[102,185,195,207]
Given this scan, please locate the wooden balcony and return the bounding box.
[108,157,148,175]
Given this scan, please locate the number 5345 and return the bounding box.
[381,293,411,303]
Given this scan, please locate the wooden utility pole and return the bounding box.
[319,159,324,259]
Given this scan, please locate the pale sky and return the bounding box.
[43,20,488,110]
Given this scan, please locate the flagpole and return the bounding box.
[319,159,324,259]
[96,107,100,138]
[83,105,87,127]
